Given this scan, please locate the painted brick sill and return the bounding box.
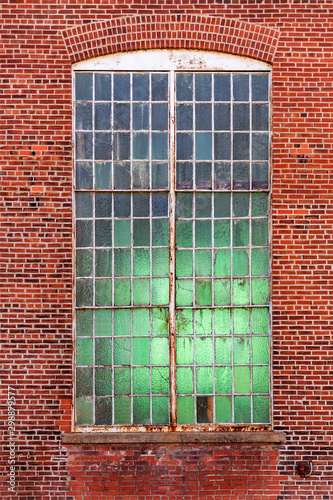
[62,431,285,446]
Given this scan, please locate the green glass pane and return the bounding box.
[214,308,231,335]
[195,193,212,218]
[233,193,249,217]
[76,309,93,337]
[151,308,169,336]
[114,279,131,306]
[133,219,150,247]
[114,249,130,277]
[196,337,213,365]
[152,248,169,276]
[253,366,270,393]
[197,396,214,423]
[95,162,112,190]
[176,309,193,336]
[95,279,112,306]
[152,278,169,305]
[176,220,193,248]
[95,309,112,336]
[233,219,249,247]
[152,396,169,424]
[133,278,150,306]
[76,279,93,307]
[252,219,268,246]
[233,249,249,277]
[195,250,212,277]
[76,397,93,425]
[195,279,212,306]
[234,396,251,423]
[133,337,150,365]
[177,396,194,424]
[252,278,269,305]
[252,336,269,364]
[76,338,93,366]
[95,249,112,277]
[95,338,112,366]
[252,192,269,217]
[151,337,169,365]
[114,367,131,395]
[176,250,193,278]
[215,367,232,394]
[214,279,231,305]
[114,309,131,336]
[76,220,92,248]
[133,396,150,424]
[214,249,231,276]
[114,220,131,247]
[214,220,230,247]
[176,192,193,218]
[114,338,131,366]
[195,220,212,248]
[253,395,270,423]
[76,367,93,397]
[214,193,230,218]
[76,249,93,277]
[176,279,193,306]
[133,308,150,336]
[152,219,169,246]
[95,397,112,425]
[176,337,194,365]
[233,308,250,336]
[76,192,93,218]
[95,367,112,396]
[177,367,194,394]
[195,133,212,161]
[114,397,131,424]
[252,308,269,335]
[133,367,150,394]
[95,220,112,247]
[133,248,150,276]
[233,278,250,306]
[234,366,251,394]
[252,248,269,276]
[215,396,232,423]
[196,367,213,393]
[152,367,169,394]
[233,337,251,364]
[195,309,212,336]
[215,337,231,364]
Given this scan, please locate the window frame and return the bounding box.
[73,50,273,432]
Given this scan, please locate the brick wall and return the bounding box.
[1,1,333,499]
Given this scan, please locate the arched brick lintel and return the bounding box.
[62,15,280,65]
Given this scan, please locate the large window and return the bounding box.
[74,51,271,429]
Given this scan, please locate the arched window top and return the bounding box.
[73,49,271,72]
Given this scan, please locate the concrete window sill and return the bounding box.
[62,431,285,446]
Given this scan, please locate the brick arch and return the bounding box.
[62,14,280,65]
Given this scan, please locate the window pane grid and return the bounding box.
[75,70,270,427]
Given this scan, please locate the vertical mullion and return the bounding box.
[169,70,177,426]
[92,73,96,425]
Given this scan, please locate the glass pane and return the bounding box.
[95,192,112,217]
[252,74,269,101]
[133,309,150,336]
[252,308,269,335]
[152,367,169,394]
[234,366,251,393]
[195,220,211,248]
[114,220,131,247]
[152,278,169,305]
[152,133,168,160]
[133,219,150,246]
[215,396,232,423]
[95,367,112,396]
[76,249,93,277]
[95,73,111,101]
[133,162,149,189]
[176,162,193,189]
[151,338,169,365]
[195,133,212,161]
[152,162,168,189]
[76,161,93,189]
[114,74,130,101]
[233,103,250,131]
[113,279,131,306]
[214,193,230,218]
[76,397,93,425]
[95,133,112,160]
[95,309,112,337]
[195,103,212,130]
[76,103,92,130]
[76,309,93,337]
[114,397,131,424]
[95,397,112,425]
[177,133,193,160]
[214,220,230,247]
[152,103,168,130]
[114,338,131,366]
[252,104,269,131]
[214,279,231,306]
[252,134,269,160]
[114,103,130,130]
[176,104,193,130]
[195,279,212,306]
[195,74,212,101]
[214,308,231,336]
[76,73,92,101]
[133,133,149,160]
[152,74,168,101]
[197,396,213,423]
[233,249,249,276]
[233,337,250,364]
[133,103,149,130]
[95,162,111,190]
[133,337,150,365]
[233,308,250,336]
[233,133,250,160]
[214,133,231,160]
[196,162,212,189]
[177,367,194,394]
[133,367,150,394]
[177,396,194,424]
[215,337,231,364]
[133,396,150,424]
[76,338,93,366]
[233,278,250,306]
[114,309,131,336]
[76,279,93,306]
[95,249,112,277]
[95,220,112,247]
[95,103,111,130]
[233,74,249,101]
[114,162,130,190]
[234,396,251,423]
[195,250,212,277]
[214,74,231,101]
[151,308,169,336]
[152,397,169,424]
[215,367,232,394]
[214,103,230,131]
[133,278,150,305]
[214,249,231,277]
[176,73,193,101]
[195,193,212,218]
[133,73,149,101]
[253,395,270,423]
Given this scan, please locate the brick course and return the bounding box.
[1,1,333,499]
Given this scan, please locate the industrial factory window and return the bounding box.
[73,51,271,429]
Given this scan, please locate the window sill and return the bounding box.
[62,430,285,446]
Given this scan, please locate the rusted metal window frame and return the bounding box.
[73,50,272,432]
